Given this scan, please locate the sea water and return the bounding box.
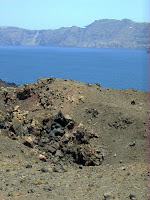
[0,46,148,91]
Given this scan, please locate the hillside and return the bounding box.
[0,19,149,49]
[0,77,148,199]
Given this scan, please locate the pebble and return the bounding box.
[8,192,13,197]
[103,192,114,199]
[129,194,136,199]
[28,189,35,193]
[23,137,33,148]
[96,82,101,87]
[38,154,46,161]
[25,164,32,168]
[131,100,136,105]
[43,186,54,191]
[53,164,67,173]
[97,175,103,178]
[41,167,49,173]
[129,141,136,147]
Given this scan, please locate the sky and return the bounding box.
[0,0,149,30]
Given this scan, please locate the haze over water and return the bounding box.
[0,46,148,91]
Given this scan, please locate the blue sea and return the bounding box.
[0,46,148,91]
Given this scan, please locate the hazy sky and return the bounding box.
[0,0,149,30]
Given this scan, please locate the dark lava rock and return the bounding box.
[74,131,88,144]
[11,110,104,168]
[17,84,31,100]
[50,127,64,137]
[53,111,71,127]
[67,121,74,130]
[51,122,62,130]
[36,112,104,166]
[131,100,136,105]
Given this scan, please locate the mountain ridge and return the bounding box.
[0,19,149,49]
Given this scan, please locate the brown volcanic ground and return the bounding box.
[0,77,148,200]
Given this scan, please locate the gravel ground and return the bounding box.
[0,77,148,200]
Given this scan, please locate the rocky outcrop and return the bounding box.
[0,102,103,166]
[0,78,105,166]
[0,77,147,169]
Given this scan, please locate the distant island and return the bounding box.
[0,19,149,49]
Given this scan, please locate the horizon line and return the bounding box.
[0,18,149,31]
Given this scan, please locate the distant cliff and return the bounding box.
[0,19,149,49]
